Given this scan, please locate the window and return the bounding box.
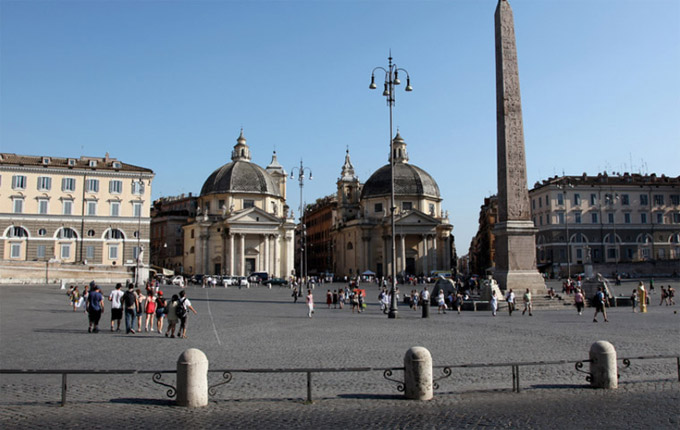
[85,179,99,193]
[591,212,598,224]
[538,198,542,208]
[87,229,96,237]
[576,249,583,260]
[604,193,614,205]
[132,180,145,195]
[402,202,412,211]
[545,195,549,206]
[109,180,123,194]
[36,245,46,259]
[608,213,614,224]
[109,245,119,260]
[87,201,97,216]
[640,194,648,206]
[656,212,664,224]
[546,214,550,225]
[57,228,77,239]
[38,228,47,236]
[429,203,435,215]
[574,194,581,206]
[105,229,124,239]
[110,201,120,217]
[12,175,27,190]
[37,176,52,191]
[621,194,630,205]
[243,200,254,209]
[557,194,564,205]
[590,194,597,206]
[539,215,543,226]
[133,246,140,260]
[673,213,680,224]
[10,243,22,259]
[63,200,73,215]
[62,177,76,192]
[671,195,680,206]
[607,248,617,259]
[641,213,648,224]
[89,160,97,167]
[575,211,581,224]
[86,246,95,260]
[218,200,225,209]
[627,248,634,259]
[532,199,536,210]
[190,230,194,239]
[557,212,565,224]
[133,202,142,218]
[9,226,28,237]
[38,199,49,214]
[61,244,71,259]
[624,213,631,224]
[654,195,664,206]
[374,203,383,213]
[13,198,24,213]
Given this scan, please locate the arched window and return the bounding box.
[347,242,353,250]
[669,233,679,244]
[8,226,28,238]
[57,227,77,239]
[105,229,125,240]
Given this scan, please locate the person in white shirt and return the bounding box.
[108,283,125,332]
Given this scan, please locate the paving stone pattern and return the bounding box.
[1,280,678,429]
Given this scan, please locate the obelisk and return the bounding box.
[493,0,545,294]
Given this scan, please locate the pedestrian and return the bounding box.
[292,287,298,303]
[82,285,90,314]
[332,290,338,309]
[593,286,609,322]
[177,290,197,339]
[455,292,463,314]
[306,289,314,318]
[108,283,124,332]
[506,288,515,316]
[522,288,533,316]
[121,284,137,334]
[326,290,332,309]
[420,286,430,311]
[155,291,166,334]
[573,288,585,315]
[490,290,498,317]
[86,284,105,333]
[351,290,359,313]
[437,289,447,314]
[668,285,676,306]
[338,289,345,309]
[630,289,637,313]
[660,286,669,306]
[135,288,145,330]
[357,290,365,313]
[165,294,180,338]
[144,291,157,332]
[70,286,80,312]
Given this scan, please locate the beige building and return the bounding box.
[182,131,295,277]
[331,134,454,278]
[530,173,680,277]
[0,152,154,283]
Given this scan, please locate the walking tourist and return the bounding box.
[122,285,137,334]
[490,290,498,317]
[306,289,314,318]
[631,289,638,313]
[165,294,180,338]
[326,290,332,309]
[420,286,430,311]
[593,286,609,322]
[108,283,124,332]
[506,288,515,316]
[338,289,345,309]
[573,288,585,315]
[522,289,533,316]
[351,290,359,313]
[70,286,80,312]
[86,284,105,333]
[135,288,145,330]
[357,289,365,313]
[144,292,157,332]
[292,287,298,303]
[437,289,447,314]
[177,290,197,339]
[660,286,669,306]
[668,285,675,305]
[332,290,338,309]
[155,291,166,333]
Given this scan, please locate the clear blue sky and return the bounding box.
[2,0,679,257]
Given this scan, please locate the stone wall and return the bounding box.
[0,261,138,285]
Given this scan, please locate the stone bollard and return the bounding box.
[176,348,209,407]
[404,346,433,400]
[589,341,618,389]
[422,301,430,318]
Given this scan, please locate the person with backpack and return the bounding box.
[165,294,180,338]
[177,290,197,339]
[122,284,138,334]
[593,286,609,322]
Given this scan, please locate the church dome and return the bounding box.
[200,130,281,197]
[360,163,441,200]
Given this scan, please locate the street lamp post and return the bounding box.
[290,160,312,288]
[369,53,412,319]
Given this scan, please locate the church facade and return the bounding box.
[182,131,295,277]
[331,133,454,278]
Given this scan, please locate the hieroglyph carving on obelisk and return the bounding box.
[493,0,545,294]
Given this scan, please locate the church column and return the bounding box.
[423,235,429,275]
[221,231,227,275]
[400,234,406,275]
[432,234,438,270]
[229,233,235,276]
[273,234,279,278]
[240,234,246,276]
[264,234,270,274]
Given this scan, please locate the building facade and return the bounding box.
[0,152,154,283]
[331,135,454,279]
[530,173,680,277]
[182,131,295,277]
[150,193,198,275]
[468,195,498,276]
[303,195,336,277]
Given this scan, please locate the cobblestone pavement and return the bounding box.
[1,280,678,429]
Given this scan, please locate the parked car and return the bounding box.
[249,272,269,284]
[222,276,235,287]
[171,276,185,287]
[265,277,288,287]
[235,276,250,288]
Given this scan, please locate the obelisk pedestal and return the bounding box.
[493,0,545,294]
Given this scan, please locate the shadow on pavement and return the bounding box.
[111,398,174,406]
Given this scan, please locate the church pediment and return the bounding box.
[227,206,280,225]
[395,210,439,226]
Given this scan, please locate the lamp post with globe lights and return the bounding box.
[369,53,412,319]
[290,160,312,288]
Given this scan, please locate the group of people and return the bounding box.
[490,288,533,317]
[67,282,196,338]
